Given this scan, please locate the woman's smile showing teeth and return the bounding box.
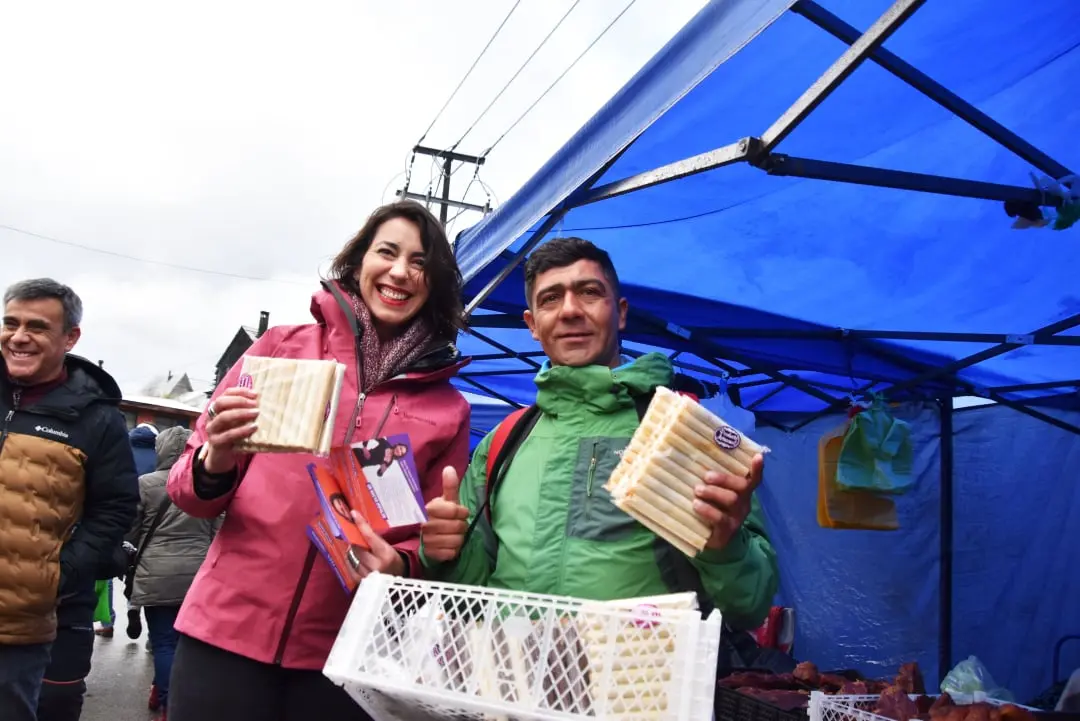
[377,285,411,306]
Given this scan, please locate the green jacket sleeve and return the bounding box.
[689,494,779,630]
[419,432,497,587]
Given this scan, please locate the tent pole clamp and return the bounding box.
[666,322,692,340]
[1006,334,1034,345]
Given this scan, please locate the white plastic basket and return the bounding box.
[324,573,723,721]
[809,691,1034,721]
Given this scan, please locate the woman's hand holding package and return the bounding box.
[349,511,406,577]
[203,387,260,474]
[420,467,470,562]
[693,454,764,550]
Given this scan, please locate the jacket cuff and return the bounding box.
[192,445,239,500]
[694,526,749,566]
[397,550,413,578]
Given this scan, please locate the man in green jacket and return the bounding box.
[422,237,778,631]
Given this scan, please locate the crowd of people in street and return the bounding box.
[0,200,777,721]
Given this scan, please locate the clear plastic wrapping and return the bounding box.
[606,386,771,556]
[232,356,346,456]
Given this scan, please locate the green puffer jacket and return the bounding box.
[422,352,779,630]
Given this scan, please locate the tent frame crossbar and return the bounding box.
[758,0,926,153]
[567,0,1070,212]
[462,311,1080,427]
[882,312,1080,397]
[791,0,1073,180]
[469,313,1080,348]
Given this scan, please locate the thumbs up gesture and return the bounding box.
[421,466,471,562]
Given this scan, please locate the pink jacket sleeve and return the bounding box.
[393,393,471,578]
[167,331,280,518]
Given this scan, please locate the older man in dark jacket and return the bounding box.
[0,279,138,721]
[130,425,220,717]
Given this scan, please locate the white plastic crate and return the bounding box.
[324,573,723,721]
[809,691,1034,721]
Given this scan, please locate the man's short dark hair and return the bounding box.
[3,278,83,332]
[523,237,621,307]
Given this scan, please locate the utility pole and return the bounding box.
[396,145,490,226]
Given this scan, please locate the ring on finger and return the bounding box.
[207,401,218,420]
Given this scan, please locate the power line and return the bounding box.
[483,0,640,157]
[0,223,308,286]
[445,169,484,235]
[415,0,523,146]
[452,0,581,151]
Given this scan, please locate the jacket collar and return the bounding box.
[310,280,469,383]
[1,354,122,415]
[534,352,673,416]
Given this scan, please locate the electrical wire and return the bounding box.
[381,170,406,203]
[0,223,308,286]
[445,170,484,235]
[415,0,523,146]
[451,0,581,151]
[482,0,640,157]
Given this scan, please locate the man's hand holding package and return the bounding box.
[694,453,764,550]
[421,466,470,562]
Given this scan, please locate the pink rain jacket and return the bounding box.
[168,281,470,669]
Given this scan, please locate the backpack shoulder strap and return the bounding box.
[485,407,530,489]
[483,405,542,521]
[460,404,542,546]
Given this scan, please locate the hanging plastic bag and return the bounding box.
[941,655,1014,702]
[836,394,915,494]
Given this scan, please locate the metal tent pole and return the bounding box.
[791,0,1074,180]
[938,398,955,684]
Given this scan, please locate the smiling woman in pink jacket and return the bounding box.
[165,201,471,721]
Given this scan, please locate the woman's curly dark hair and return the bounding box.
[328,201,464,341]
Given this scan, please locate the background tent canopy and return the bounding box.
[451,0,1080,420]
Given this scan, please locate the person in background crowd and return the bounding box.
[166,201,471,721]
[129,426,219,720]
[120,423,159,641]
[0,279,138,721]
[421,238,779,630]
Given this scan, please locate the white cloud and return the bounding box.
[1,0,707,394]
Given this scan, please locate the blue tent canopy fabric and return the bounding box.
[451,0,1080,419]
[445,0,1080,701]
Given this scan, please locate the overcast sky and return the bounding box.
[1,0,707,395]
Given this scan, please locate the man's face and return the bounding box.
[1,298,80,385]
[524,259,627,368]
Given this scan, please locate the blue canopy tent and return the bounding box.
[445,0,1080,699]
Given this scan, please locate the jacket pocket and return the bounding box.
[565,437,640,542]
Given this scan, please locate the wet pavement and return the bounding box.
[81,594,156,721]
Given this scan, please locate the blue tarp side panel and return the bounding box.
[454,0,797,282]
[754,404,942,684]
[455,0,1080,413]
[949,404,1080,701]
[753,403,1080,702]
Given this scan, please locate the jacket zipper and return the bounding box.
[273,544,318,665]
[585,441,599,497]
[0,389,22,456]
[346,335,365,445]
